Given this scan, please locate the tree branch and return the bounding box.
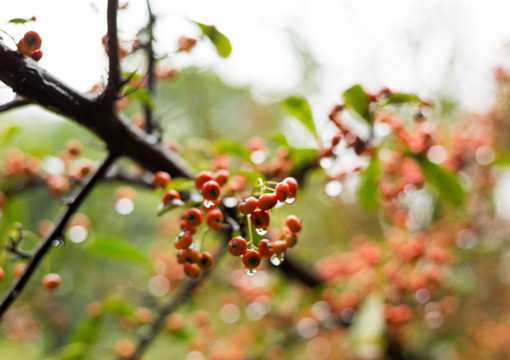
[0,98,31,113]
[0,42,194,179]
[105,0,122,100]
[143,0,157,136]
[0,153,117,317]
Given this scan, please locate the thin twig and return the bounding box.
[144,0,157,136]
[105,0,122,100]
[0,153,117,318]
[0,98,31,113]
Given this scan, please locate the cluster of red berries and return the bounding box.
[228,177,301,273]
[153,169,230,278]
[17,31,43,61]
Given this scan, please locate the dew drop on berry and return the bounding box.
[270,253,285,266]
[245,268,257,276]
[255,228,267,236]
[285,197,296,204]
[275,200,285,209]
[52,239,65,247]
[203,199,215,208]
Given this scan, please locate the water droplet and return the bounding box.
[255,228,267,236]
[270,253,285,266]
[203,200,215,208]
[51,239,64,247]
[223,197,238,208]
[285,197,296,204]
[245,268,257,276]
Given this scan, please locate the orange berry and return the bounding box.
[195,171,213,190]
[198,251,215,270]
[184,262,200,278]
[243,249,261,269]
[152,171,171,187]
[258,193,278,210]
[206,208,224,231]
[285,215,302,233]
[42,273,62,290]
[30,49,43,61]
[213,169,229,187]
[0,267,4,282]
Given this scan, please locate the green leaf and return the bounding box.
[358,155,381,209]
[281,95,318,138]
[417,155,464,205]
[124,85,155,109]
[271,133,290,147]
[169,178,195,192]
[8,17,36,24]
[215,139,251,161]
[384,92,423,105]
[194,22,232,58]
[349,292,386,356]
[343,84,371,124]
[86,236,148,264]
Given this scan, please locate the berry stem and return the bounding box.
[247,215,255,249]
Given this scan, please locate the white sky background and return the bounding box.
[1,0,510,117]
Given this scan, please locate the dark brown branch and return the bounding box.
[0,98,31,113]
[105,0,122,100]
[0,42,194,179]
[0,153,117,317]
[144,0,157,136]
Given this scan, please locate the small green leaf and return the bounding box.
[215,139,251,161]
[124,86,155,109]
[343,84,371,124]
[281,95,318,138]
[8,17,36,25]
[384,92,423,105]
[169,178,195,192]
[358,155,381,209]
[271,133,290,147]
[194,22,232,58]
[417,155,464,205]
[86,236,148,264]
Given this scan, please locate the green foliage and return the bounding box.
[343,84,372,124]
[86,236,149,264]
[8,16,36,24]
[281,95,319,139]
[417,155,464,205]
[358,155,381,209]
[193,21,232,58]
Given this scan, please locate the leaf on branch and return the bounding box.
[86,236,148,264]
[0,124,21,146]
[383,92,424,105]
[8,16,36,25]
[357,155,381,209]
[416,155,464,206]
[193,21,232,58]
[102,295,136,317]
[343,84,372,124]
[54,343,89,360]
[123,86,155,109]
[281,95,319,139]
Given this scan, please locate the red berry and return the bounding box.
[24,31,42,49]
[183,208,203,227]
[258,239,274,259]
[213,169,229,187]
[42,273,61,290]
[0,267,5,282]
[275,182,289,202]
[286,215,302,233]
[206,208,224,231]
[195,171,213,190]
[174,231,193,249]
[180,219,197,234]
[183,262,200,278]
[258,193,278,210]
[177,248,201,264]
[198,251,215,270]
[283,177,298,199]
[250,210,270,229]
[228,236,247,256]
[162,189,181,205]
[152,171,171,187]
[30,49,42,61]
[243,249,261,269]
[271,240,288,254]
[238,196,258,215]
[201,180,221,201]
[281,227,298,248]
